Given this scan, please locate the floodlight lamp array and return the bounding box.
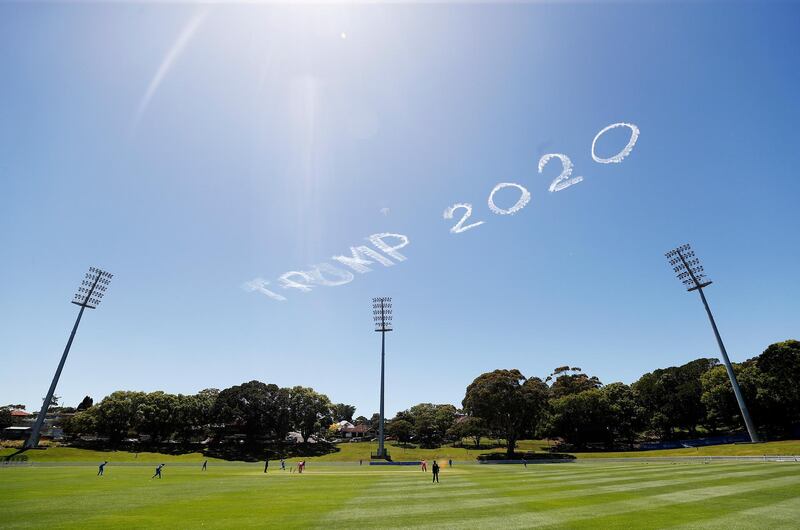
[664,244,711,292]
[72,267,114,308]
[372,297,393,331]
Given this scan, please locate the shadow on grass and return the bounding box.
[2,448,29,462]
[477,452,576,461]
[62,439,342,462]
[205,442,341,462]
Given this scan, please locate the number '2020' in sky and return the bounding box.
[245,122,640,302]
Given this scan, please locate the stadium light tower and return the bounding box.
[25,267,113,448]
[372,297,393,460]
[665,244,759,442]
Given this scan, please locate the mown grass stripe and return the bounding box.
[4,460,800,529]
[671,496,800,529]
[499,462,766,488]
[472,461,747,484]
[326,467,798,525]
[368,464,793,505]
[417,472,800,529]
[370,462,766,499]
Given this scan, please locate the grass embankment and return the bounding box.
[2,439,798,464]
[0,447,223,463]
[0,442,550,464]
[2,460,800,528]
[307,439,553,462]
[572,439,800,458]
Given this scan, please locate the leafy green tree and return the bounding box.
[136,391,180,442]
[354,415,369,426]
[393,410,413,424]
[701,362,763,433]
[0,408,12,430]
[393,404,458,448]
[369,413,381,429]
[675,358,720,434]
[174,389,219,443]
[600,382,644,448]
[213,381,291,444]
[433,405,458,438]
[446,416,490,447]
[755,340,800,432]
[331,403,356,423]
[414,403,458,446]
[548,389,611,449]
[387,419,413,444]
[412,414,438,448]
[76,396,93,411]
[63,408,99,438]
[93,391,146,444]
[462,369,549,457]
[633,358,718,438]
[548,367,602,398]
[289,386,333,442]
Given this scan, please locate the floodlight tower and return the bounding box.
[372,297,393,459]
[665,244,759,442]
[25,267,113,448]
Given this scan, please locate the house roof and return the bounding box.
[343,425,369,433]
[10,409,31,417]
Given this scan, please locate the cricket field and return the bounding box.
[2,459,800,528]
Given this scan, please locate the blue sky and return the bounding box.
[1,1,799,418]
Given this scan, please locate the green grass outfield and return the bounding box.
[2,460,800,528]
[2,439,800,463]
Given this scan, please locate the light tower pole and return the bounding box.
[25,267,113,449]
[372,297,393,460]
[665,244,759,442]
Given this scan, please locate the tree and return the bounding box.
[0,408,12,431]
[354,415,369,426]
[43,395,61,412]
[433,405,458,440]
[412,403,457,447]
[136,391,180,442]
[633,358,718,438]
[548,367,602,399]
[289,386,333,443]
[331,403,356,423]
[674,358,720,435]
[369,413,381,429]
[63,408,98,438]
[447,416,490,447]
[393,404,458,448]
[213,381,291,444]
[93,391,146,444]
[76,396,94,411]
[387,419,413,444]
[600,383,644,448]
[462,369,549,457]
[755,340,800,432]
[701,362,763,433]
[548,389,611,449]
[174,389,219,443]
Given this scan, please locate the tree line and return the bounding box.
[453,339,800,455]
[64,382,352,448]
[58,339,799,456]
